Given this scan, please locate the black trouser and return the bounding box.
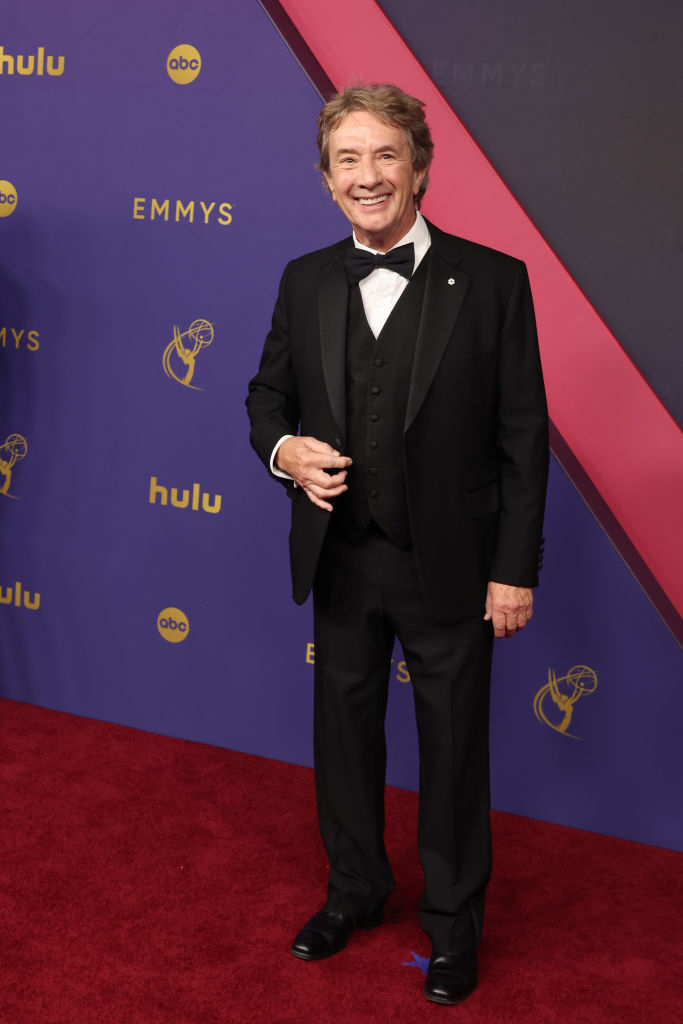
[312,523,494,954]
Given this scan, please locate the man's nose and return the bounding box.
[356,155,382,188]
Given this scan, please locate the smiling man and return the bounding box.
[322,108,424,254]
[246,83,548,1007]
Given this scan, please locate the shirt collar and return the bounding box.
[352,211,431,274]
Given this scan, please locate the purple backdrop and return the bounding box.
[1,0,681,853]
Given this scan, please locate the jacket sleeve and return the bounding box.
[245,263,300,487]
[489,260,549,587]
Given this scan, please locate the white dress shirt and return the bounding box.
[270,212,432,478]
[355,210,431,338]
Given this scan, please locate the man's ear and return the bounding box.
[323,172,336,203]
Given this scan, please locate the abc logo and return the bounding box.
[166,45,201,85]
[0,180,18,218]
[157,606,190,643]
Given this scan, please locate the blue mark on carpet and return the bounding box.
[402,951,430,975]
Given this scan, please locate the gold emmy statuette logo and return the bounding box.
[163,319,214,389]
[166,45,201,84]
[0,180,18,217]
[0,433,28,497]
[533,665,598,740]
[157,607,189,643]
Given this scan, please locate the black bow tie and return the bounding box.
[344,242,415,283]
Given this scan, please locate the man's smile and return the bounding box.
[357,194,390,206]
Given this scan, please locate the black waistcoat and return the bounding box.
[333,254,430,547]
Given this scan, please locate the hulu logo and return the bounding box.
[0,581,40,610]
[148,476,221,514]
[0,46,65,77]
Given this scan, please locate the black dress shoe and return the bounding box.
[424,950,478,1005]
[289,907,383,961]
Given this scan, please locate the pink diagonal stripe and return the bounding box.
[277,0,683,624]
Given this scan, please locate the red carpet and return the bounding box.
[1,697,681,1023]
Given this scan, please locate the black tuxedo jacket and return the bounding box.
[247,220,549,622]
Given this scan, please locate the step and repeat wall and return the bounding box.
[2,0,681,851]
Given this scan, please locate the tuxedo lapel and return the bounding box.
[318,253,349,444]
[404,239,470,434]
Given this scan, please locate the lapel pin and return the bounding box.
[448,277,455,285]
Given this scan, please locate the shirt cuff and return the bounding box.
[270,435,295,480]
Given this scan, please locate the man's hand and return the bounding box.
[276,436,352,512]
[484,581,533,638]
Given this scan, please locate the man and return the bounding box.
[246,83,548,1006]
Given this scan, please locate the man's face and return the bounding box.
[323,110,426,252]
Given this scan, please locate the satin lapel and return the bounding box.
[318,255,349,444]
[404,247,470,434]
